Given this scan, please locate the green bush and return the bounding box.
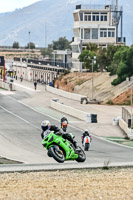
[63,70,70,75]
[75,79,87,86]
[64,80,67,85]
[107,100,114,105]
[111,77,122,86]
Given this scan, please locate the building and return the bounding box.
[52,49,72,69]
[12,58,65,84]
[12,50,72,83]
[71,3,126,71]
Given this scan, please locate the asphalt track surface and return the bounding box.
[0,91,133,172]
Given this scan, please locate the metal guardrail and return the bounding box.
[76,4,122,11]
[117,37,126,43]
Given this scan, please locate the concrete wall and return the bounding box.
[51,99,89,121]
[0,80,15,91]
[119,118,133,139]
[119,118,128,134]
[47,85,87,101]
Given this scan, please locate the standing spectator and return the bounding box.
[20,75,22,82]
[34,81,37,90]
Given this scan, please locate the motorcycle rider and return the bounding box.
[81,129,92,145]
[41,120,78,149]
[61,116,68,132]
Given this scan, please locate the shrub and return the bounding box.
[75,79,87,86]
[111,77,122,86]
[63,70,70,75]
[107,100,114,105]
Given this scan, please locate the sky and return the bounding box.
[0,0,41,13]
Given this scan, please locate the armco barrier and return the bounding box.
[0,80,15,91]
[46,85,87,101]
[51,99,89,121]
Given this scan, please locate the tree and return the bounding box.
[25,42,35,49]
[52,37,71,50]
[106,45,120,68]
[96,45,120,72]
[97,47,107,72]
[111,46,133,85]
[41,46,53,59]
[78,49,97,70]
[12,41,19,48]
[79,44,120,72]
[86,43,98,52]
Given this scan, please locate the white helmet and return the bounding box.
[41,120,51,131]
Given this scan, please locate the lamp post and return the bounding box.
[126,77,132,129]
[84,55,96,101]
[91,56,96,101]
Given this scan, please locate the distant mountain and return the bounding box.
[0,0,132,47]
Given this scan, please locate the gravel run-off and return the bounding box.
[0,168,133,200]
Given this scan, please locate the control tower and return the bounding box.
[71,1,126,71]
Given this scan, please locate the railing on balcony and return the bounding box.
[76,4,122,11]
[117,37,126,43]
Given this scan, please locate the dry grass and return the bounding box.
[0,168,133,200]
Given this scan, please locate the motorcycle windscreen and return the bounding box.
[43,130,51,138]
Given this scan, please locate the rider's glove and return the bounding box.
[56,131,62,136]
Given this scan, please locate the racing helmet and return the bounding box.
[85,129,88,133]
[41,120,51,131]
[84,129,89,135]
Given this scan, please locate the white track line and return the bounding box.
[6,96,133,150]
[14,83,40,92]
[0,105,39,130]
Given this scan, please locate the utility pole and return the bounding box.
[28,31,30,50]
[3,60,5,82]
[45,22,47,47]
[91,60,94,100]
[131,85,133,128]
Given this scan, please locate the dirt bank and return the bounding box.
[0,168,133,200]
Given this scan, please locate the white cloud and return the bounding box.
[68,0,78,3]
[0,0,41,13]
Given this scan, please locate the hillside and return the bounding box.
[0,0,132,46]
[55,72,132,104]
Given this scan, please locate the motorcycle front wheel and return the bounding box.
[76,146,86,162]
[48,145,65,163]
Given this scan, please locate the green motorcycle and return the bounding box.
[42,131,86,163]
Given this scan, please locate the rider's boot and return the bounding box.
[73,141,80,153]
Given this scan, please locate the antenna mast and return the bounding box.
[45,22,47,47]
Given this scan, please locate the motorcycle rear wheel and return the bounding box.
[76,147,86,162]
[84,143,90,151]
[49,145,65,163]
